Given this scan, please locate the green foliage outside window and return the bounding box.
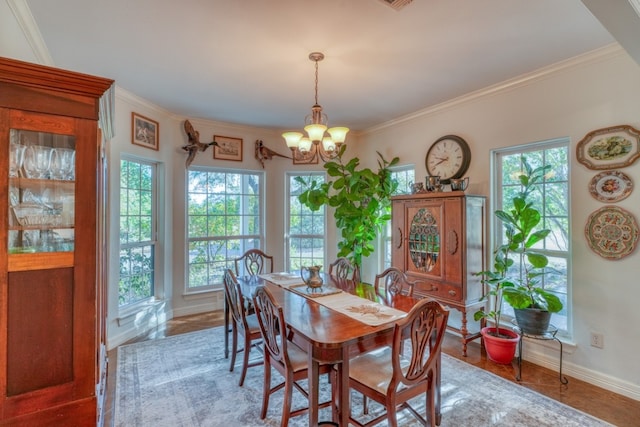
[119,160,155,306]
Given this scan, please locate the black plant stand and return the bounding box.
[513,322,568,384]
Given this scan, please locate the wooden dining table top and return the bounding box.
[235,273,424,426]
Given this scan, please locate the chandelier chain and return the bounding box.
[314,59,319,106]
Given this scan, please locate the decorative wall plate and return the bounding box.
[576,124,640,170]
[588,170,633,203]
[585,206,639,259]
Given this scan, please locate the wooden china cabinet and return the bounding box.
[391,191,486,356]
[0,57,113,425]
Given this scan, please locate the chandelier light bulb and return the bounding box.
[298,137,313,153]
[282,131,303,149]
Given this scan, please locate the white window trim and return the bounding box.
[490,138,572,338]
[285,171,327,272]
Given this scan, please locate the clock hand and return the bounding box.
[433,157,449,166]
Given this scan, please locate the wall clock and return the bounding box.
[425,135,471,184]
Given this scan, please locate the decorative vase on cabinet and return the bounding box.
[0,57,113,425]
[391,191,486,356]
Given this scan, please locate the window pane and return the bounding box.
[382,166,415,268]
[495,142,570,334]
[287,174,326,271]
[119,159,156,307]
[187,169,263,289]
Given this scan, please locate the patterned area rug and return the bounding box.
[114,327,612,427]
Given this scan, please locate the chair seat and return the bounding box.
[245,313,262,335]
[349,346,410,394]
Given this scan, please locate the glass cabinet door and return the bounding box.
[8,129,75,253]
[408,207,441,273]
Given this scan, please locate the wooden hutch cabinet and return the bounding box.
[391,191,486,356]
[0,57,112,425]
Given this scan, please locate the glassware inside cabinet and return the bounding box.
[8,129,76,254]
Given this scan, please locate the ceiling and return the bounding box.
[19,0,638,133]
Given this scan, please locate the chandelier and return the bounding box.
[282,52,349,164]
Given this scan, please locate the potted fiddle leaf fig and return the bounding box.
[296,147,399,269]
[475,157,563,363]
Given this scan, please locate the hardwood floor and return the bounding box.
[103,312,639,427]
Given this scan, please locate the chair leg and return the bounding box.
[281,375,294,427]
[386,401,398,427]
[260,359,271,419]
[229,322,238,372]
[239,334,251,386]
[427,382,436,427]
[363,394,369,415]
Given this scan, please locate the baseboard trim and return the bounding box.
[524,346,640,400]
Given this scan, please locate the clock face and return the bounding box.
[425,135,471,184]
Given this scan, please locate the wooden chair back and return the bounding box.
[223,269,248,330]
[234,249,274,276]
[374,267,415,297]
[392,299,448,389]
[328,257,360,288]
[252,286,289,367]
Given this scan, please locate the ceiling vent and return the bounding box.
[379,0,414,10]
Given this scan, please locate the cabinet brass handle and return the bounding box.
[447,230,458,255]
[396,227,403,249]
[448,290,457,296]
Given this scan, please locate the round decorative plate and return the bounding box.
[585,206,639,259]
[588,170,633,203]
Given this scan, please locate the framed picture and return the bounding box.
[213,135,243,161]
[131,112,159,150]
[576,124,640,170]
[292,147,319,164]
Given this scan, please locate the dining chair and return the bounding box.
[343,298,449,427]
[234,248,274,277]
[252,285,332,427]
[328,257,360,288]
[222,269,263,386]
[374,267,416,297]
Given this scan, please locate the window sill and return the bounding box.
[117,298,166,327]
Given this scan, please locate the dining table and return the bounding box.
[230,272,437,427]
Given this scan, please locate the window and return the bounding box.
[286,173,326,271]
[119,159,157,307]
[187,169,263,290]
[493,140,570,333]
[382,166,415,268]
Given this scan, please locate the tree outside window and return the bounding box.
[494,141,570,334]
[287,173,325,271]
[119,159,156,306]
[187,169,263,289]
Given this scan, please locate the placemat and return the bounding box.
[312,291,407,326]
[288,284,343,298]
[258,272,304,288]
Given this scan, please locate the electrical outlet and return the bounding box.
[590,332,604,349]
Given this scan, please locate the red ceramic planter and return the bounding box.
[481,327,520,364]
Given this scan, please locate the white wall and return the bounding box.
[355,46,640,399]
[105,90,343,346]
[2,5,639,400]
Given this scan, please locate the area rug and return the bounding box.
[114,327,612,427]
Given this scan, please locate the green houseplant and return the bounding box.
[296,147,399,269]
[475,157,563,362]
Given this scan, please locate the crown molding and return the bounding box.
[363,43,624,135]
[7,0,54,66]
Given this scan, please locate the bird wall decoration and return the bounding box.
[255,140,291,168]
[182,120,218,167]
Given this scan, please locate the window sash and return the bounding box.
[383,165,415,269]
[118,158,157,307]
[186,168,264,290]
[492,139,570,335]
[286,173,326,272]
